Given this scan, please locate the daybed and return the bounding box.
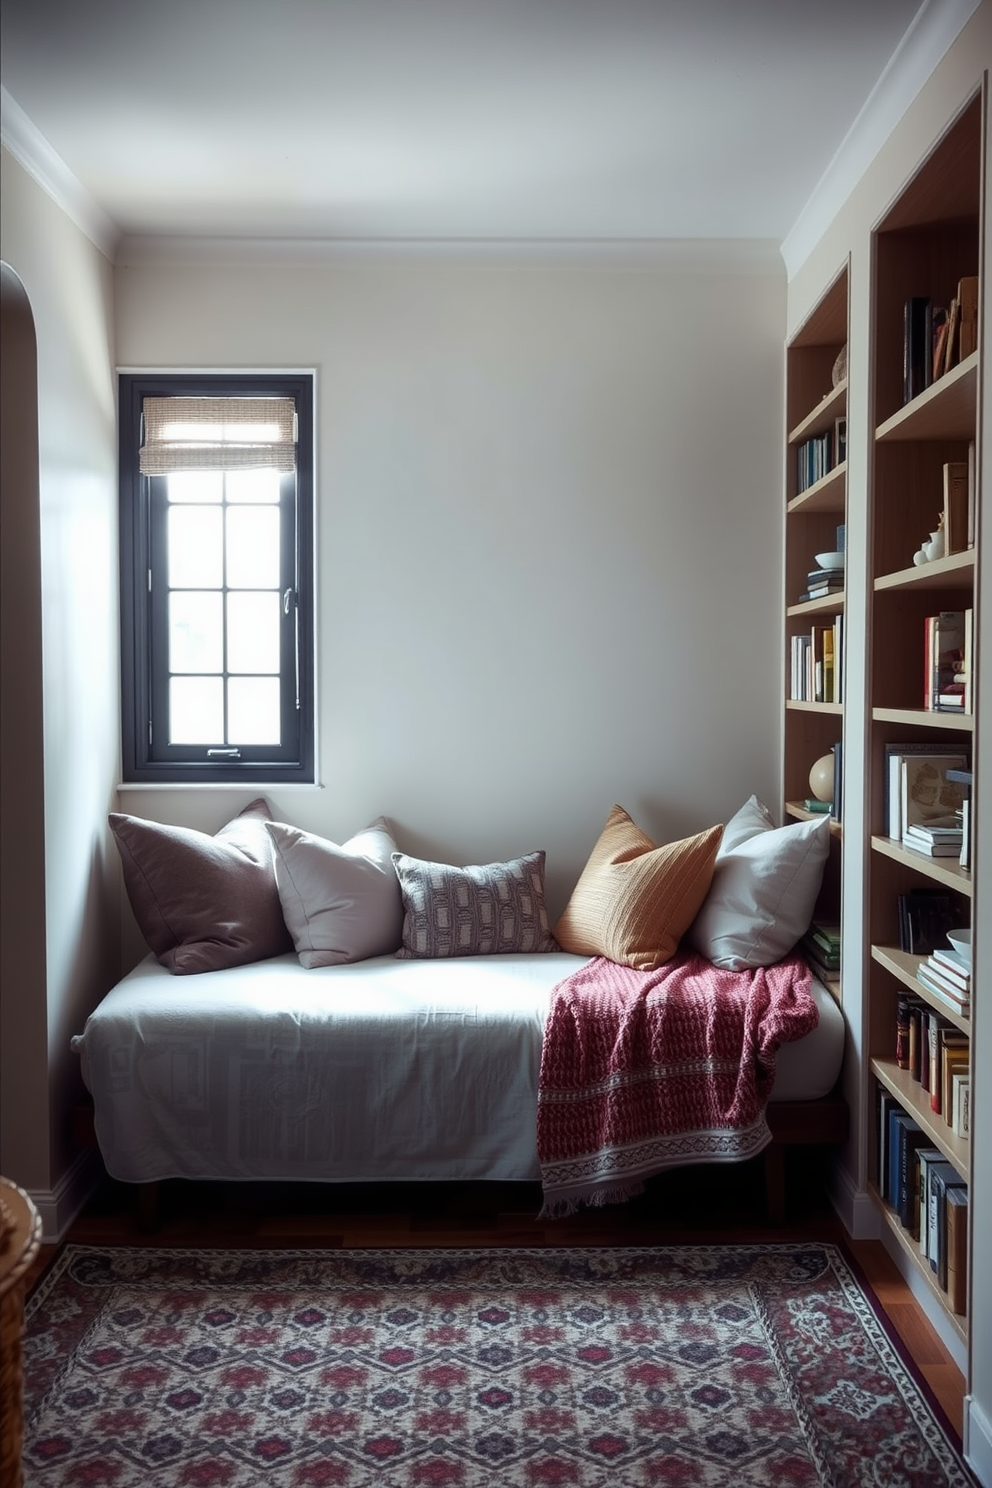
[71,795,848,1221]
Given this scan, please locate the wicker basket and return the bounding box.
[0,1178,42,1488]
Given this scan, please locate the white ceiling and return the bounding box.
[0,0,970,251]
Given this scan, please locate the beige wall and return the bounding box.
[115,246,788,941]
[0,150,121,1223]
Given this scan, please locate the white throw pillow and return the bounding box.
[687,795,831,970]
[265,817,403,968]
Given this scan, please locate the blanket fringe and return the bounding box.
[539,1182,645,1220]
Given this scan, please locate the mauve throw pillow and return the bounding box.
[108,798,293,975]
[265,817,404,968]
[392,850,557,958]
[554,805,723,971]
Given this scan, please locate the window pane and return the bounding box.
[169,506,223,587]
[228,677,281,745]
[170,592,223,672]
[167,471,224,504]
[226,469,281,505]
[227,591,280,673]
[226,506,280,588]
[170,676,224,744]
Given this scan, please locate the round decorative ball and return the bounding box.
[809,753,835,803]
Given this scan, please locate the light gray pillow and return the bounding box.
[687,795,832,970]
[265,817,403,968]
[392,850,557,959]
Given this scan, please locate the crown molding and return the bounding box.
[1,86,120,261]
[780,0,982,280]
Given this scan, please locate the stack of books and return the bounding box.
[917,943,971,1019]
[801,567,844,602]
[801,921,840,984]
[903,823,964,859]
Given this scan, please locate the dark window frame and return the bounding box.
[119,371,315,784]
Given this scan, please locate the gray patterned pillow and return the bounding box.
[392,850,557,958]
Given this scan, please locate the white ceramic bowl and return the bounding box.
[815,551,845,570]
[947,928,972,966]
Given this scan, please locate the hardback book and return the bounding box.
[929,1016,968,1115]
[927,611,966,711]
[897,1118,932,1229]
[918,957,970,1002]
[957,275,979,359]
[900,754,968,834]
[916,970,970,1021]
[943,295,961,375]
[802,799,832,814]
[952,1075,970,1139]
[934,1166,968,1288]
[895,994,912,1070]
[927,1159,959,1272]
[897,887,957,957]
[878,1088,899,1201]
[903,296,931,402]
[918,1149,945,1255]
[931,306,949,381]
[885,742,969,840]
[911,1147,943,1243]
[908,1000,925,1083]
[945,1186,968,1313]
[941,1044,970,1123]
[903,831,963,859]
[931,945,971,986]
[888,1109,923,1220]
[942,461,970,554]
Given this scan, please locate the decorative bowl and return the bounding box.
[815,551,845,570]
[947,928,972,966]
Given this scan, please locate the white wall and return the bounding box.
[115,245,787,941]
[0,149,121,1226]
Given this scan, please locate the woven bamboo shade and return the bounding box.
[140,397,296,474]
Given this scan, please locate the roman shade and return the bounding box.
[139,396,296,474]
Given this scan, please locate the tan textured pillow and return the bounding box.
[555,805,723,970]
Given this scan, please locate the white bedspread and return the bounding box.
[71,952,844,1185]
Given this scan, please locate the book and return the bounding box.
[952,1075,970,1139]
[884,742,969,840]
[895,993,912,1069]
[900,754,968,834]
[942,461,970,554]
[931,945,971,984]
[831,740,843,821]
[878,1088,899,1201]
[903,296,931,403]
[918,1149,945,1255]
[902,834,964,859]
[911,1147,943,1243]
[945,1186,968,1313]
[897,1117,931,1228]
[918,958,970,1001]
[897,887,958,957]
[916,970,970,1020]
[943,295,960,375]
[941,1043,970,1122]
[927,611,966,711]
[888,1109,921,1215]
[933,1165,968,1287]
[802,799,832,814]
[957,275,979,360]
[927,1159,958,1271]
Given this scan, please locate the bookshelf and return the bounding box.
[784,266,849,995]
[865,91,981,1346]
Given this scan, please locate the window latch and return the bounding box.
[207,747,241,759]
[283,587,296,615]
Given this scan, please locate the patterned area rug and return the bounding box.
[23,1244,973,1487]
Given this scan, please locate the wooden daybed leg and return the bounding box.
[135,1181,161,1234]
[763,1145,786,1227]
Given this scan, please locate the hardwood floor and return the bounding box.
[26,1150,966,1441]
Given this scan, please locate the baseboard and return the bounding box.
[27,1149,102,1243]
[830,1166,880,1240]
[965,1395,992,1488]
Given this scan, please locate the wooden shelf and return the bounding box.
[787,462,847,515]
[870,945,970,1033]
[870,1057,970,1179]
[870,835,973,896]
[874,549,975,592]
[868,1185,969,1343]
[786,800,842,837]
[789,380,847,444]
[875,353,978,443]
[786,699,843,715]
[871,707,973,733]
[787,594,846,618]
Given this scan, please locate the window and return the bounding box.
[119,373,314,783]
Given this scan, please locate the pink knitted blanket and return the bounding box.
[537,951,819,1215]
